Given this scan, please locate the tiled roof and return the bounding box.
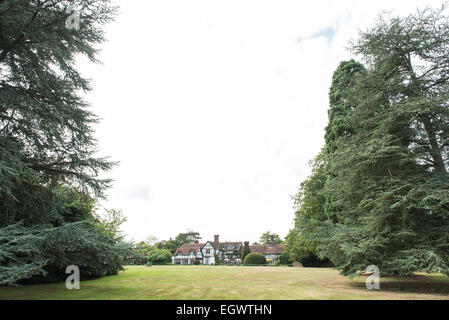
[174,243,205,256]
[249,244,285,255]
[217,242,243,251]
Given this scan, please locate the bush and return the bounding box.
[147,249,172,265]
[244,253,266,265]
[278,252,290,265]
[242,243,251,262]
[8,220,134,285]
[214,252,222,265]
[193,260,201,265]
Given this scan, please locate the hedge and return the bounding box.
[244,253,266,265]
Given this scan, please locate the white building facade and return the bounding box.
[172,235,285,265]
[172,242,216,265]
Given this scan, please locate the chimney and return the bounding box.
[270,235,274,244]
[214,235,219,244]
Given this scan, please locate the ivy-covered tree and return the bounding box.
[325,60,366,155]
[241,242,251,262]
[154,238,179,255]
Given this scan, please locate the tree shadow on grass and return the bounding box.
[349,274,449,296]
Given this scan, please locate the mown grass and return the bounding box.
[0,266,448,300]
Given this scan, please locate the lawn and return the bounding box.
[0,266,448,300]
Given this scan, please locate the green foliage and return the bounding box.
[1,212,134,285]
[0,223,48,286]
[0,0,132,285]
[135,242,154,258]
[284,228,318,265]
[174,231,202,246]
[277,252,290,265]
[95,209,128,240]
[214,251,222,265]
[259,231,283,244]
[294,6,449,278]
[154,239,179,255]
[241,242,251,262]
[146,248,172,265]
[244,253,267,266]
[31,221,133,283]
[134,230,203,260]
[0,0,118,200]
[325,60,366,155]
[287,152,332,267]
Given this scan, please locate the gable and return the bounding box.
[173,243,206,256]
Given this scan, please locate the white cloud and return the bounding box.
[78,0,446,243]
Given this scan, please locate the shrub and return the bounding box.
[214,252,222,265]
[193,260,201,265]
[242,242,251,262]
[278,252,291,265]
[147,249,172,265]
[244,253,266,266]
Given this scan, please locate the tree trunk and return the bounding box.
[422,116,447,173]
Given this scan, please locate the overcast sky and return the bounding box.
[79,0,445,244]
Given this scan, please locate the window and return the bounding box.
[206,249,210,254]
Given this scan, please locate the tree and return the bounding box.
[174,230,202,245]
[286,152,332,266]
[135,231,203,258]
[241,242,251,262]
[304,6,449,277]
[325,60,366,155]
[30,210,133,283]
[145,235,159,246]
[214,251,222,265]
[1,201,134,285]
[155,238,179,255]
[0,0,118,202]
[0,0,132,285]
[259,231,283,244]
[147,249,172,265]
[0,223,47,285]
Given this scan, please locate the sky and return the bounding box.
[78,0,445,244]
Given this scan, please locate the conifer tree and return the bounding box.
[292,5,449,277]
[0,1,134,285]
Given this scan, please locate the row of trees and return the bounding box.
[132,231,203,264]
[0,0,134,285]
[285,6,449,276]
